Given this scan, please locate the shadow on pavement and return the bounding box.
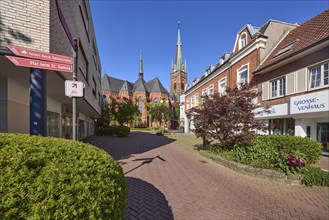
[83,131,175,161]
[125,177,174,220]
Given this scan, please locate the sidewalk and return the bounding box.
[314,154,329,171]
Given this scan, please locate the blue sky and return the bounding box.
[90,0,328,90]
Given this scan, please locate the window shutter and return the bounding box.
[262,82,269,101]
[286,73,295,95]
[296,69,306,93]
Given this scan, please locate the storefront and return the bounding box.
[291,90,329,151]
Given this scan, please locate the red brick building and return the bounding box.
[183,20,297,131]
[254,9,329,149]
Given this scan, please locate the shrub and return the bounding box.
[95,127,115,136]
[301,166,329,187]
[114,126,130,137]
[255,135,322,165]
[0,133,127,219]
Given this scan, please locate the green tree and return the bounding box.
[110,99,141,126]
[148,103,171,127]
[96,104,111,128]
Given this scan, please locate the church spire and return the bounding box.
[174,22,185,72]
[139,50,143,79]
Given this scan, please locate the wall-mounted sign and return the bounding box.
[65,80,84,97]
[255,103,288,118]
[5,55,73,72]
[290,90,328,114]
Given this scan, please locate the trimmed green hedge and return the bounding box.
[254,135,322,164]
[0,133,127,219]
[95,126,130,137]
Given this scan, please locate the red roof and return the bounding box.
[256,9,329,72]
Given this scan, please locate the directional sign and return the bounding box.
[5,56,73,72]
[65,80,84,97]
[7,45,73,64]
[55,0,77,51]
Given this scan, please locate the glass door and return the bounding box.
[317,123,329,152]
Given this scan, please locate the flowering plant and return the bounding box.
[277,149,306,174]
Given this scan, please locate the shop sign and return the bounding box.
[290,90,328,114]
[255,103,288,118]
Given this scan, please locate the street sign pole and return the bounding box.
[72,39,78,140]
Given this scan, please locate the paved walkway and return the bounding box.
[84,132,329,220]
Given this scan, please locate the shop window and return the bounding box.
[317,123,329,151]
[271,77,285,98]
[286,118,295,136]
[62,115,72,139]
[269,119,284,135]
[79,120,85,140]
[47,111,60,137]
[307,126,311,138]
[309,62,329,89]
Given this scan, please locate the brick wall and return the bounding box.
[0,0,50,53]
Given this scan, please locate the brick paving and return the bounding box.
[84,132,329,220]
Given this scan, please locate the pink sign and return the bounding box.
[7,45,72,64]
[5,56,73,72]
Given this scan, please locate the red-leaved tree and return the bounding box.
[187,86,267,148]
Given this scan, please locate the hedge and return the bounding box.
[95,126,130,137]
[0,133,127,219]
[254,135,323,165]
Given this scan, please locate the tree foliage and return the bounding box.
[110,99,141,126]
[187,86,267,148]
[148,103,171,127]
[96,104,111,128]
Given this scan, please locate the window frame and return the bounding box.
[309,62,329,90]
[239,32,247,50]
[270,77,286,99]
[207,84,214,96]
[218,77,227,96]
[237,64,249,87]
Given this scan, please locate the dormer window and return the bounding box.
[239,33,247,49]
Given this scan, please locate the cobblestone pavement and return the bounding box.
[84,132,329,220]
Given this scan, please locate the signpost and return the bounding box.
[65,80,84,97]
[5,56,73,72]
[7,45,73,64]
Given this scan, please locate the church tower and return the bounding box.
[170,22,187,96]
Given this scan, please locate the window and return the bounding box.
[202,88,207,103]
[310,62,328,89]
[271,77,285,98]
[219,78,226,96]
[79,1,89,38]
[239,33,247,49]
[181,80,185,91]
[194,94,199,106]
[79,43,89,82]
[274,42,295,58]
[174,79,177,91]
[92,77,96,97]
[208,85,214,96]
[138,99,143,113]
[237,66,248,86]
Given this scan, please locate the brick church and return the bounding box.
[101,23,187,128]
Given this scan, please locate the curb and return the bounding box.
[199,151,302,185]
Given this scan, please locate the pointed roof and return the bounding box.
[119,80,134,92]
[172,22,186,72]
[146,77,169,94]
[133,78,147,92]
[139,50,143,79]
[256,9,329,73]
[101,74,126,92]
